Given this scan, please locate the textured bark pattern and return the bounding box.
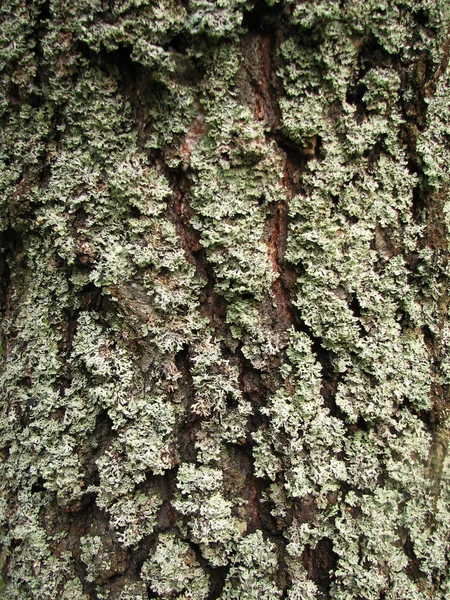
[1,1,450,598]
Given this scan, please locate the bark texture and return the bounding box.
[1,0,450,598]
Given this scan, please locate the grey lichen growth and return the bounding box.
[174,464,242,566]
[220,531,282,599]
[141,532,210,599]
[1,0,450,598]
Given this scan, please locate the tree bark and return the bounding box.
[1,0,450,598]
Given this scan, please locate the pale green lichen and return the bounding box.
[1,0,450,598]
[220,531,282,599]
[174,464,242,566]
[141,532,210,599]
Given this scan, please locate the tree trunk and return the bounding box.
[1,0,450,598]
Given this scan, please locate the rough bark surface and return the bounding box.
[1,1,450,599]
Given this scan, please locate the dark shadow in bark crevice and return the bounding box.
[302,538,338,599]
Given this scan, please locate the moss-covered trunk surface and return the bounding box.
[1,1,450,598]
